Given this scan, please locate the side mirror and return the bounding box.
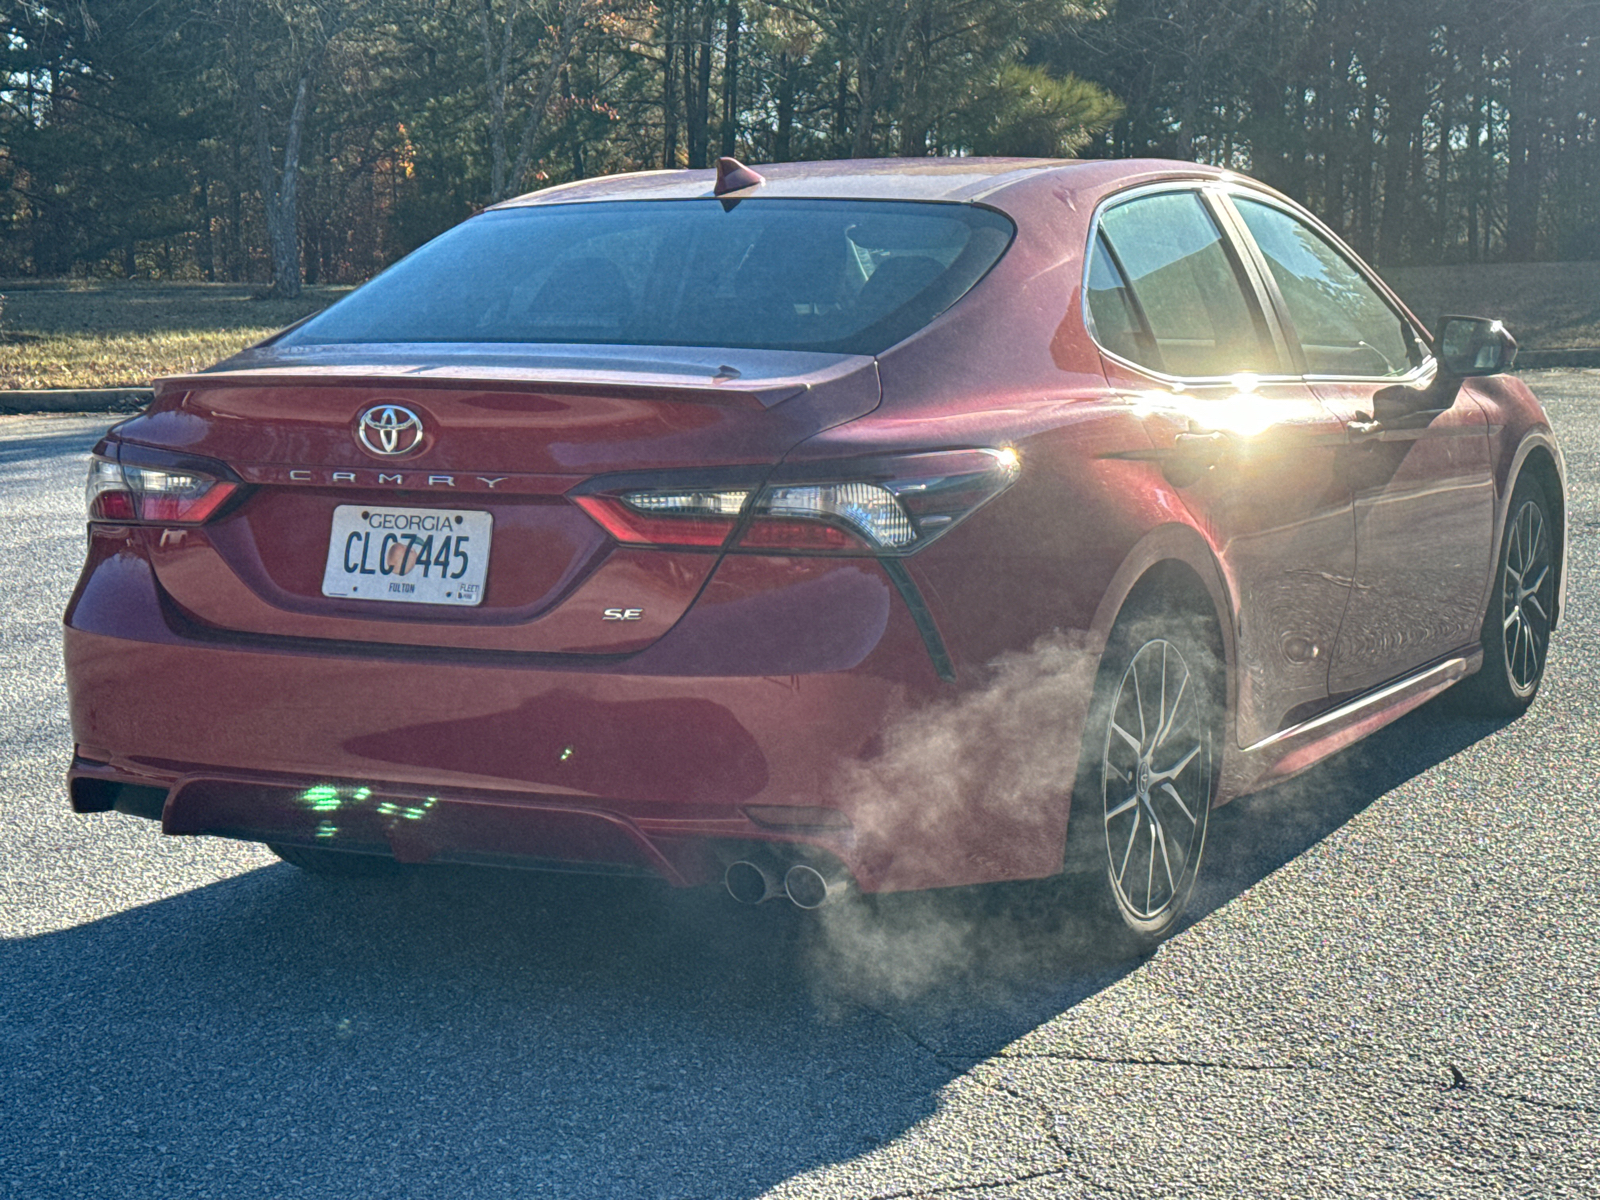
[1435,316,1517,377]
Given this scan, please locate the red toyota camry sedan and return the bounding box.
[63,157,1566,944]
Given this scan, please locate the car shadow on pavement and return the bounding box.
[1191,699,1514,925]
[0,699,1508,1200]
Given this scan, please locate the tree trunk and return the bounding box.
[1352,86,1377,258]
[198,174,214,282]
[507,0,589,197]
[662,3,678,168]
[720,0,739,158]
[834,59,849,155]
[1376,111,1412,268]
[1505,42,1543,261]
[774,52,793,161]
[851,0,924,159]
[1320,80,1339,230]
[1465,82,1482,262]
[1317,30,1340,224]
[1288,77,1307,198]
[850,23,887,158]
[1174,65,1200,160]
[683,6,697,166]
[254,68,313,299]
[227,165,243,283]
[896,8,932,157]
[562,64,585,179]
[479,0,513,201]
[690,4,712,168]
[851,50,875,157]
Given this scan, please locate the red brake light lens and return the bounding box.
[571,489,750,548]
[86,455,240,525]
[736,518,859,551]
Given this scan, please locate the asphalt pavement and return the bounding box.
[2,373,1598,1199]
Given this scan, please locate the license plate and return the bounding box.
[321,505,492,606]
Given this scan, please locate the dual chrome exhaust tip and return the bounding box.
[724,857,850,909]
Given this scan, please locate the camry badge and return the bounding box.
[357,404,425,456]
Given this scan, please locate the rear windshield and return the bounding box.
[279,199,1015,356]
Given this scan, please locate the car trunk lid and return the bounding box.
[114,346,880,655]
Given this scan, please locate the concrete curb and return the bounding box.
[0,388,152,415]
[0,352,1597,415]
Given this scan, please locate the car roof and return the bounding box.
[492,157,1240,220]
[494,157,1101,207]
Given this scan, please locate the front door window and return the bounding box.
[1232,197,1419,378]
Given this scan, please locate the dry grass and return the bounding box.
[0,281,351,390]
[1384,261,1600,348]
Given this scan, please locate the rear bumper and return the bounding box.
[63,538,1093,892]
[67,757,725,885]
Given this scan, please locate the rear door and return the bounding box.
[1087,186,1356,746]
[1224,193,1496,697]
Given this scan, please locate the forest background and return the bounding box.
[2,0,1596,299]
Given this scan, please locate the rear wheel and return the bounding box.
[269,843,409,878]
[1449,474,1555,716]
[1068,606,1218,947]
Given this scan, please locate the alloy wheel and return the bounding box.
[1100,638,1210,926]
[1500,497,1553,695]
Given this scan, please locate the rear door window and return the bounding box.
[1087,191,1276,378]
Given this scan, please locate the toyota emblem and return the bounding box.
[357,404,425,456]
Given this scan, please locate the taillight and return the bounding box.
[572,448,1018,555]
[571,488,751,548]
[86,454,240,525]
[744,482,916,550]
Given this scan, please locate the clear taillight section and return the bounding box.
[749,483,916,550]
[572,448,1019,555]
[86,454,240,525]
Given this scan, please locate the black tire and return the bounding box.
[1065,602,1220,949]
[1448,474,1556,717]
[269,842,410,878]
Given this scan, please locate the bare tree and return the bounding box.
[479,0,602,201]
[768,0,929,156]
[223,0,366,297]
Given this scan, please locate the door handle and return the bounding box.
[1347,416,1383,440]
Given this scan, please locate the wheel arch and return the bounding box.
[1086,523,1237,722]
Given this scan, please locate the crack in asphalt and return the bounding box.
[991,1050,1306,1072]
[997,1049,1600,1119]
[851,1003,1039,1108]
[851,1004,1087,1179]
[855,1000,1600,1152]
[850,1004,1303,1082]
[1471,1087,1600,1116]
[860,1162,1105,1200]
